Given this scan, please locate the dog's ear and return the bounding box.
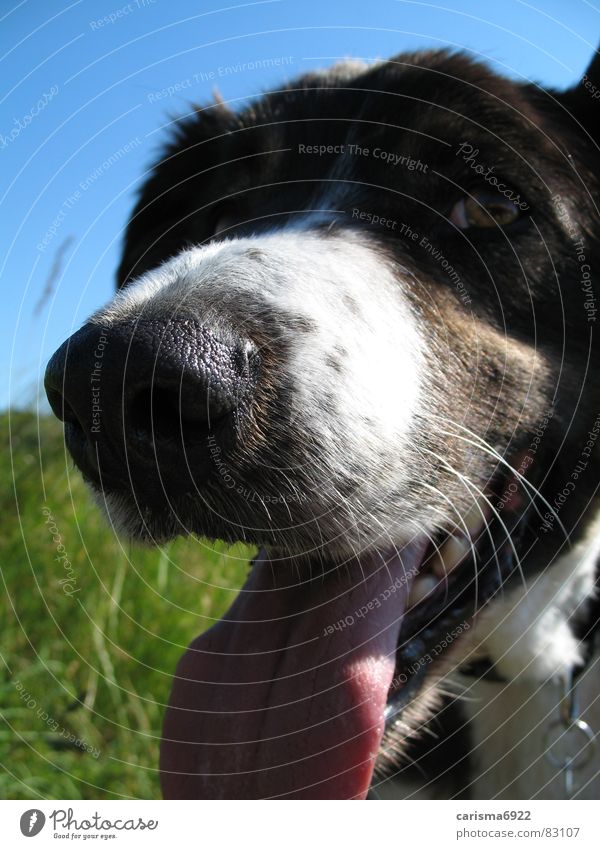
[559,48,600,144]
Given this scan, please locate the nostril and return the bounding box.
[45,320,257,484]
[45,385,81,428]
[129,386,213,447]
[130,387,177,445]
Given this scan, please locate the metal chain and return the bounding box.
[543,668,596,798]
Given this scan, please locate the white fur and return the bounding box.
[463,512,600,683]
[91,229,426,546]
[457,510,600,798]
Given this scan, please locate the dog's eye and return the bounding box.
[450,191,522,230]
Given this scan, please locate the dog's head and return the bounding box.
[45,49,600,798]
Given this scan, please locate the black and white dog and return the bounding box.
[45,47,600,799]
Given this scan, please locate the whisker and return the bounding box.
[419,445,525,597]
[429,414,568,543]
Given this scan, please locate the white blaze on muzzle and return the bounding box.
[92,230,425,528]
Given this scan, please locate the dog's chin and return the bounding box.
[90,486,264,547]
[91,482,415,554]
[90,488,187,544]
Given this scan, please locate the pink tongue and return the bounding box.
[160,543,422,799]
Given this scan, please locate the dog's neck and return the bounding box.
[455,507,600,799]
[464,508,600,684]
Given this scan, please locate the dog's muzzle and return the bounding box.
[44,318,258,495]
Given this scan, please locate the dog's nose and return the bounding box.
[44,319,257,490]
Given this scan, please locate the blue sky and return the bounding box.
[2,0,599,410]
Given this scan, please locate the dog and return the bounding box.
[45,46,600,799]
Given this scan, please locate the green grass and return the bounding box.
[0,410,252,799]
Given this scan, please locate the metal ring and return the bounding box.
[543,718,596,771]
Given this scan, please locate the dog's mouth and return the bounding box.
[160,475,525,799]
